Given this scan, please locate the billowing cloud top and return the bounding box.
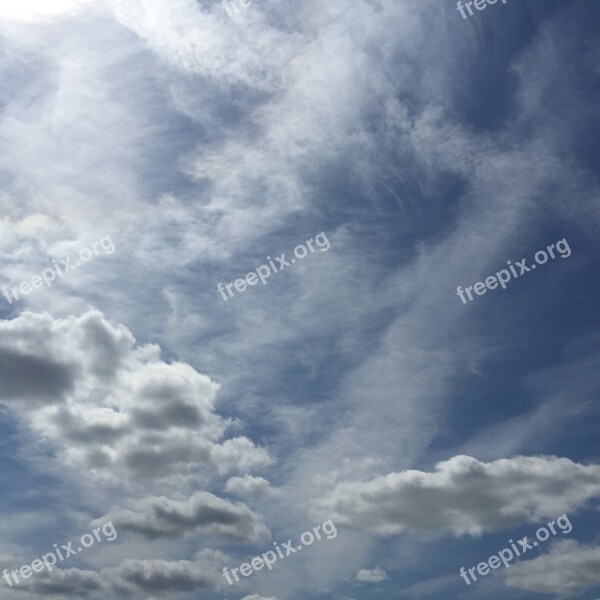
[316,455,600,536]
[0,310,271,485]
[95,491,271,542]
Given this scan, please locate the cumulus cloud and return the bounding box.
[0,310,271,484]
[225,475,276,499]
[315,455,600,536]
[109,554,220,594]
[8,550,227,597]
[504,540,600,596]
[96,492,270,543]
[355,567,388,583]
[3,567,103,596]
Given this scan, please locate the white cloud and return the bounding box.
[0,0,90,23]
[104,0,301,90]
[315,455,600,536]
[225,475,276,499]
[0,310,271,486]
[355,567,388,583]
[504,540,600,596]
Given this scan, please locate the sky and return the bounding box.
[0,0,599,599]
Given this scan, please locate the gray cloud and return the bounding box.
[0,310,271,486]
[107,549,227,596]
[6,568,103,596]
[96,492,270,542]
[4,550,226,597]
[315,455,600,536]
[112,557,216,594]
[0,347,74,404]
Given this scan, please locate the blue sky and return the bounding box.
[0,0,599,599]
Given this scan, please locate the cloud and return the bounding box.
[2,567,103,596]
[241,596,279,600]
[96,492,270,543]
[109,555,219,594]
[315,455,600,536]
[0,0,91,23]
[0,346,74,403]
[0,310,271,485]
[504,540,600,596]
[225,475,276,499]
[355,567,388,583]
[104,0,301,90]
[8,550,227,597]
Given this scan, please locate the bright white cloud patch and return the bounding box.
[355,567,388,583]
[0,0,90,22]
[315,455,600,536]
